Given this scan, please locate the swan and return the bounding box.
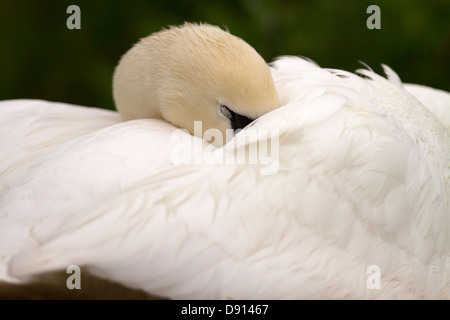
[0,23,449,299]
[113,22,280,146]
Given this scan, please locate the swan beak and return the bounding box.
[230,113,255,132]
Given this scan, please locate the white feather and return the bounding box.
[403,83,450,131]
[1,57,449,299]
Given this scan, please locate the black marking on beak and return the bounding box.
[220,104,255,132]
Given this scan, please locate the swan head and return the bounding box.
[113,22,279,146]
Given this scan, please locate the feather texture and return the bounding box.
[0,57,449,299]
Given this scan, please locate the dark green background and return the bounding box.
[1,0,449,110]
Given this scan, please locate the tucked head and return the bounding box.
[113,22,279,146]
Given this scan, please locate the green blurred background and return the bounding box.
[1,0,449,110]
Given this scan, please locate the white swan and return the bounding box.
[113,23,279,146]
[0,24,449,299]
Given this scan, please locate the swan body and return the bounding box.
[0,99,207,283]
[113,23,279,146]
[0,41,449,298]
[404,83,450,131]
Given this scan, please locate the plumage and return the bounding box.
[113,23,279,146]
[0,57,450,299]
[404,83,450,131]
[0,36,449,298]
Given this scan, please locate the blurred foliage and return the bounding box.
[0,0,449,110]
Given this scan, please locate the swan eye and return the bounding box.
[220,104,233,119]
[219,104,255,132]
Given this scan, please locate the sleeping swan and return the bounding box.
[0,23,449,299]
[113,23,280,146]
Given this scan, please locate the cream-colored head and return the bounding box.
[113,22,279,146]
